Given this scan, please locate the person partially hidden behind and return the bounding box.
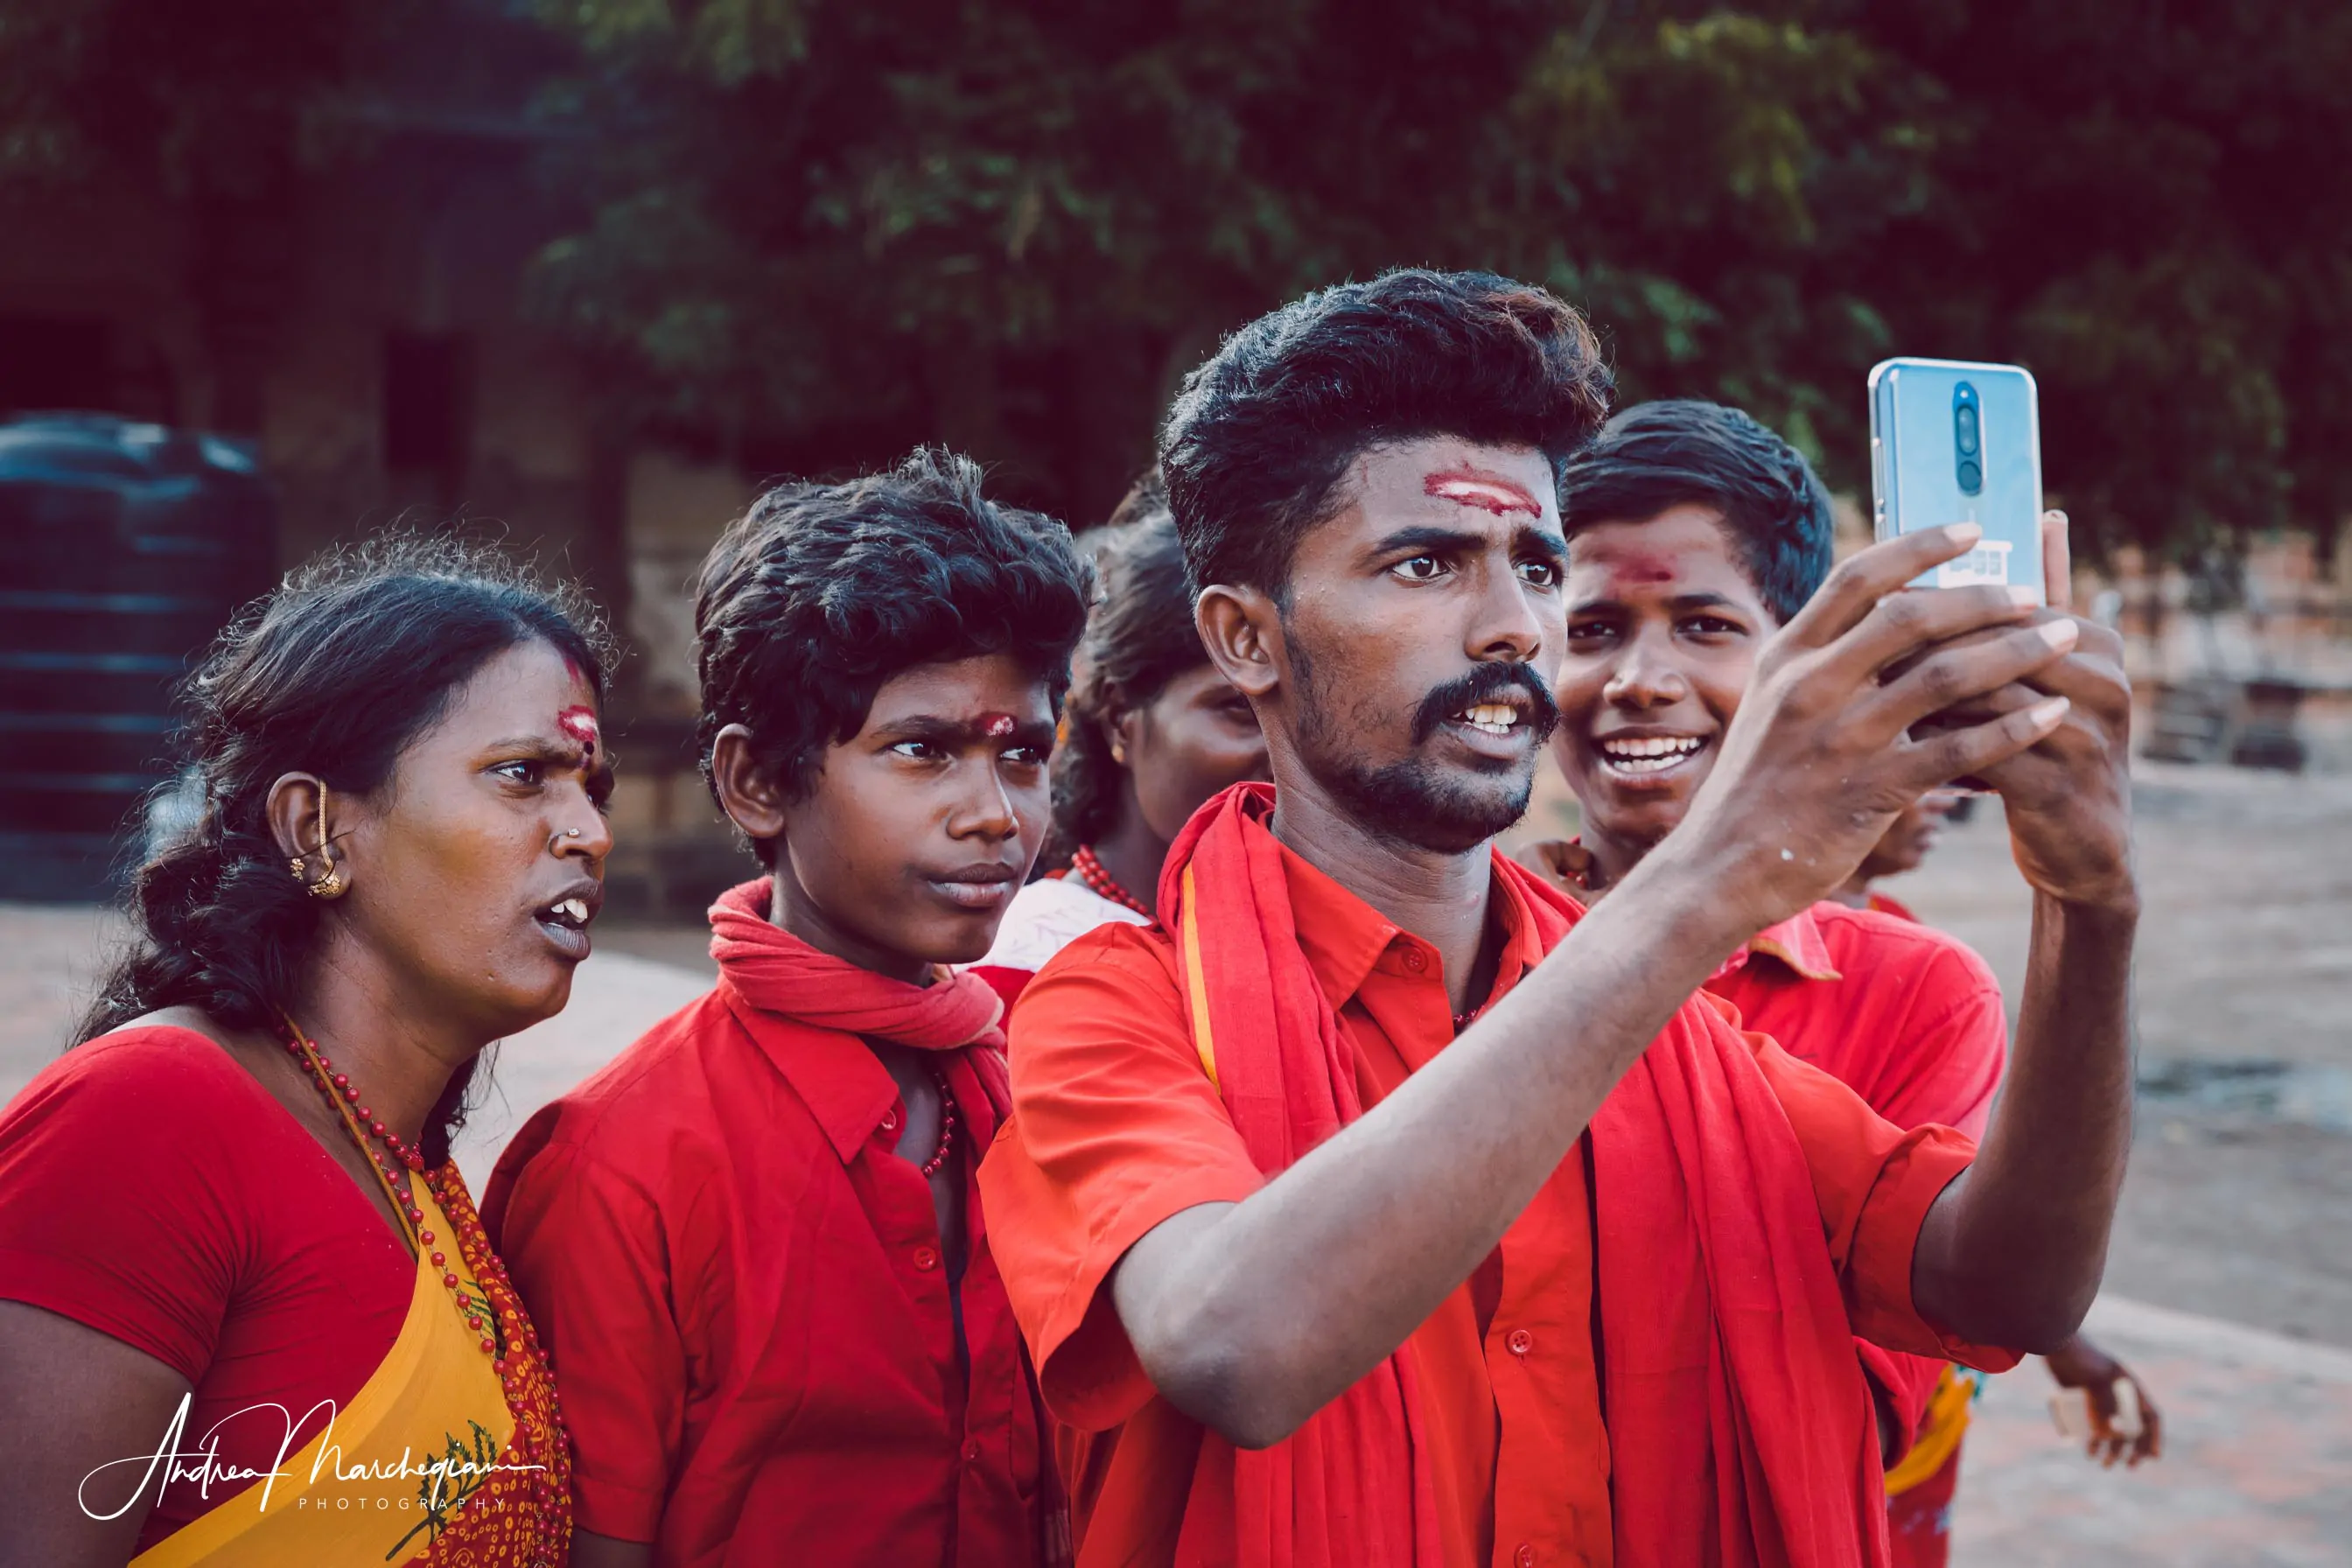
[973,474,1270,1008]
[0,540,600,1566]
[483,452,1093,1567]
[979,270,2145,1567]
[1516,399,2161,1566]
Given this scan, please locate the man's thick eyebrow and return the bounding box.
[1364,524,1490,559]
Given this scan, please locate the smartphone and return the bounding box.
[1869,358,2045,603]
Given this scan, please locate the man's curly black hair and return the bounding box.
[1557,398,1837,624]
[1159,268,1616,598]
[693,448,1093,866]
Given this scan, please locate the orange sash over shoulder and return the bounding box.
[1158,785,1889,1568]
[131,1167,570,1568]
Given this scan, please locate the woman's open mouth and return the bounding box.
[533,892,598,961]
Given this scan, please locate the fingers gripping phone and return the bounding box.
[1869,358,2046,604]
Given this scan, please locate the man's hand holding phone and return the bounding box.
[1922,512,2138,914]
[1664,522,2082,934]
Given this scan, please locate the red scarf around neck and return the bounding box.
[708,877,1012,1110]
[1155,785,1886,1568]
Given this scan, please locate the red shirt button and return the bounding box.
[1507,1328,1533,1356]
[1516,1546,1536,1568]
[913,1246,939,1271]
[1402,948,1427,972]
[881,1109,900,1133]
[963,1438,983,1462]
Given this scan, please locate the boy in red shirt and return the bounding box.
[1518,400,2159,1566]
[485,450,1092,1567]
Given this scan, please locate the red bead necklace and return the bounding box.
[1071,844,1151,918]
[279,1021,555,1396]
[918,1064,957,1178]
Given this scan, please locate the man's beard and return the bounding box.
[1291,638,1561,855]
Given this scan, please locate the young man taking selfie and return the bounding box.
[981,270,2141,1567]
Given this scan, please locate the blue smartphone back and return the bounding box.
[1868,357,2044,602]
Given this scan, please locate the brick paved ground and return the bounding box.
[5,760,2348,1563]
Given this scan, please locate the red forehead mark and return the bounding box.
[1606,552,1681,588]
[1425,470,1542,517]
[979,712,1018,739]
[556,705,600,758]
[563,654,586,686]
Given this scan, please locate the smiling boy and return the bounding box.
[484,451,1091,1567]
[1521,399,2158,1564]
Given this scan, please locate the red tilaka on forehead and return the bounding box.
[979,712,1018,738]
[1607,552,1681,587]
[556,705,600,757]
[1425,470,1542,517]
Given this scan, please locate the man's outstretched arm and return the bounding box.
[1111,525,2081,1448]
[1914,514,2139,1350]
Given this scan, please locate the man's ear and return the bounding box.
[1194,584,1286,702]
[710,724,791,844]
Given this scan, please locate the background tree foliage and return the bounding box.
[4,0,2343,556]
[522,0,2350,556]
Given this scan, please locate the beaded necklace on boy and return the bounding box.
[1070,844,1151,918]
[917,1063,957,1178]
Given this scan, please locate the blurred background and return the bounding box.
[2,2,2348,1560]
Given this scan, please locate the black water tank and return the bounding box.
[0,415,276,900]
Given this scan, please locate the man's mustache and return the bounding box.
[1409,662,1562,746]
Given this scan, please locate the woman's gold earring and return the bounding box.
[298,785,349,899]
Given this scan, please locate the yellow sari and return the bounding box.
[131,1163,570,1567]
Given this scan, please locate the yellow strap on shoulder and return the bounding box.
[1178,865,1221,1093]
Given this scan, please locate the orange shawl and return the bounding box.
[1158,785,1886,1567]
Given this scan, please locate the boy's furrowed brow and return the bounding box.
[874,713,1054,747]
[484,734,588,764]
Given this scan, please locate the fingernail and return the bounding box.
[2008,585,2040,606]
[2036,619,2079,648]
[2030,695,2071,726]
[1944,522,1984,547]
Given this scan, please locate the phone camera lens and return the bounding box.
[1955,402,1980,455]
[1956,458,1983,492]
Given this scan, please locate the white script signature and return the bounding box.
[78,1394,543,1522]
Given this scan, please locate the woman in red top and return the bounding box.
[0,538,604,1566]
[973,479,1268,1006]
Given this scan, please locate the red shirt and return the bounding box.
[983,842,2007,1567]
[482,981,1051,1567]
[1707,903,2006,1144]
[1706,901,2007,1456]
[0,1027,412,1550]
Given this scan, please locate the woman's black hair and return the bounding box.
[693,447,1092,866]
[77,535,611,1166]
[1041,474,1204,870]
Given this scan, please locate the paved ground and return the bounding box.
[5,758,2348,1561]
